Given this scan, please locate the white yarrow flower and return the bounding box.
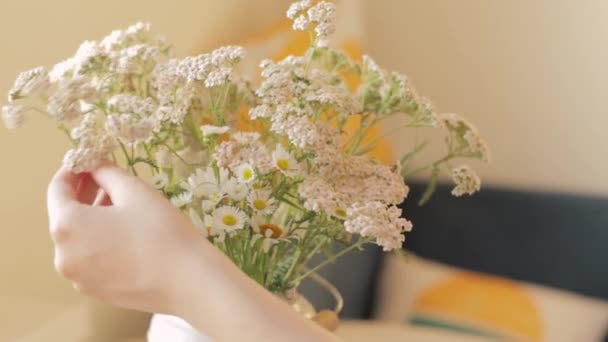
[293,15,310,31]
[8,66,50,102]
[307,2,336,40]
[451,165,481,197]
[345,202,412,251]
[61,133,116,173]
[1,104,26,129]
[286,0,312,19]
[440,113,490,162]
[49,59,75,82]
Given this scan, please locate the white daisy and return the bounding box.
[225,178,249,201]
[247,190,277,214]
[170,192,192,208]
[332,207,348,220]
[188,208,208,238]
[236,163,256,184]
[182,168,215,197]
[201,125,230,136]
[251,215,287,252]
[212,206,247,233]
[182,167,228,199]
[272,144,298,176]
[201,199,216,213]
[204,215,218,240]
[149,173,169,189]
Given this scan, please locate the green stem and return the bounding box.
[354,120,418,155]
[131,157,159,171]
[300,236,327,266]
[404,153,454,178]
[118,141,138,176]
[292,238,370,284]
[186,113,205,149]
[153,132,191,167]
[60,126,75,145]
[348,117,378,154]
[282,248,302,283]
[218,83,231,122]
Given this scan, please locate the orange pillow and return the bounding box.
[375,253,608,342]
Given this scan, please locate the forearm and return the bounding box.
[170,240,341,342]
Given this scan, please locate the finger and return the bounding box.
[48,167,109,244]
[90,164,145,205]
[78,173,114,207]
[94,189,113,206]
[72,282,98,298]
[47,167,91,243]
[76,173,100,205]
[54,248,79,281]
[47,167,80,218]
[48,202,100,245]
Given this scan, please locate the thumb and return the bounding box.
[90,164,150,206]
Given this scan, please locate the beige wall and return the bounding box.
[0,0,281,336]
[366,0,608,195]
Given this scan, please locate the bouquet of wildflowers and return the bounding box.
[2,0,488,294]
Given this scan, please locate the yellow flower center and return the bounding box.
[253,199,267,210]
[242,168,253,181]
[260,223,283,239]
[222,214,237,226]
[277,159,289,171]
[335,208,347,218]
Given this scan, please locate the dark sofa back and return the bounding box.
[403,182,608,300]
[301,183,608,319]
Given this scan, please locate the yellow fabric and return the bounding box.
[376,253,608,342]
[413,272,543,341]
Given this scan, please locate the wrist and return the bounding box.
[167,239,339,341]
[167,239,255,339]
[164,236,219,316]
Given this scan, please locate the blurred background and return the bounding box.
[0,0,606,340]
